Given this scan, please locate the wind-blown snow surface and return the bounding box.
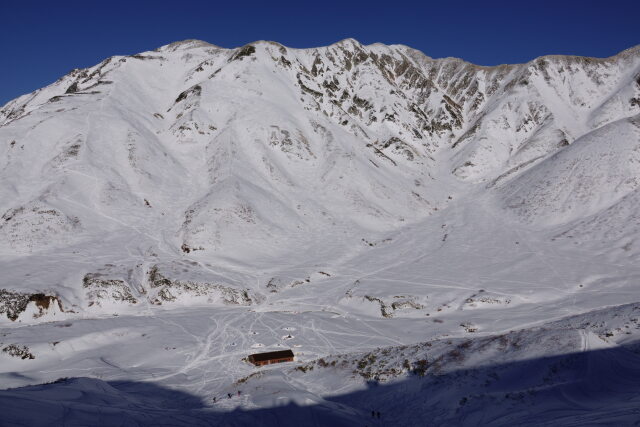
[1,39,640,425]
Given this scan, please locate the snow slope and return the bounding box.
[1,39,640,425]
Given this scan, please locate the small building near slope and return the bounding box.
[248,349,294,366]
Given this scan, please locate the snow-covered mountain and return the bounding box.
[1,39,640,425]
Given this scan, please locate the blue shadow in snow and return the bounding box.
[1,340,640,426]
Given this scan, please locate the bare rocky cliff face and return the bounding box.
[0,39,639,320]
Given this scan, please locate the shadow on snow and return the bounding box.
[2,341,640,426]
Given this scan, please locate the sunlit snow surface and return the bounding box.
[1,39,640,425]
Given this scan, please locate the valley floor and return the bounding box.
[1,193,640,425]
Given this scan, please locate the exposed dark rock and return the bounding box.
[175,85,202,103]
[2,344,35,360]
[65,82,79,94]
[0,289,63,321]
[83,274,138,304]
[229,45,256,62]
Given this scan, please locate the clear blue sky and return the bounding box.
[1,0,638,105]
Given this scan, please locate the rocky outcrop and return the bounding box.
[83,274,138,306]
[147,266,255,306]
[0,289,64,321]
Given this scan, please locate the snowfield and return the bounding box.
[0,38,640,426]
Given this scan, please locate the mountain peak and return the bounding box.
[156,39,218,52]
[330,38,364,48]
